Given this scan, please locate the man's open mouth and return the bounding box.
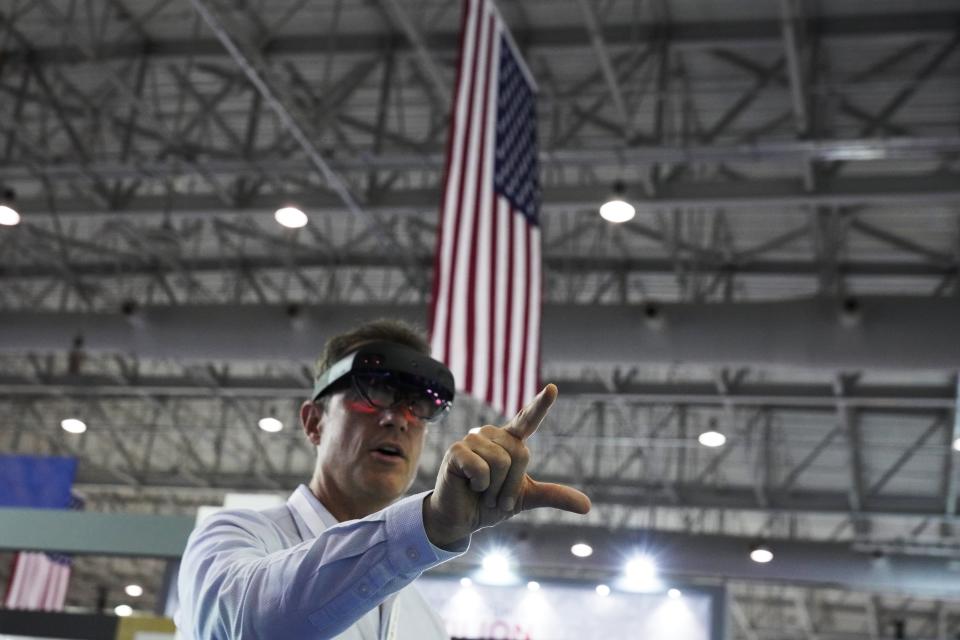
[372,444,405,459]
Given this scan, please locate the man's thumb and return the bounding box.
[521,480,591,514]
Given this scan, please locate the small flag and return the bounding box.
[3,494,83,611]
[430,0,542,417]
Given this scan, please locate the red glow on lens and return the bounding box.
[344,398,379,414]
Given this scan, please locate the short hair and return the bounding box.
[313,319,431,383]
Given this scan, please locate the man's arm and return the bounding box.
[176,492,462,640]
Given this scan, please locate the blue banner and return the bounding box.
[0,455,77,508]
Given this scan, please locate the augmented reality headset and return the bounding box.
[312,341,456,421]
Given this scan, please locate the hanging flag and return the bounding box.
[430,0,542,417]
[3,549,73,611]
[2,458,80,612]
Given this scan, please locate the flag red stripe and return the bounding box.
[485,188,500,406]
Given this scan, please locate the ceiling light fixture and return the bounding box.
[61,418,87,434]
[698,430,726,448]
[0,188,19,226]
[570,542,593,558]
[599,181,635,224]
[124,584,143,598]
[527,581,540,591]
[114,604,133,617]
[595,584,611,597]
[274,206,308,229]
[750,543,774,564]
[668,588,682,599]
[258,416,283,433]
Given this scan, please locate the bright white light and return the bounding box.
[460,577,472,588]
[274,206,308,229]
[750,545,774,564]
[124,584,143,597]
[477,549,516,585]
[527,581,540,591]
[114,604,133,617]
[698,430,726,447]
[0,205,20,226]
[258,417,283,433]
[570,543,593,558]
[595,584,611,597]
[482,551,511,575]
[625,556,657,582]
[61,418,87,434]
[953,437,960,452]
[599,198,635,224]
[668,588,682,599]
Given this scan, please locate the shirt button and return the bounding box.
[406,547,419,560]
[358,583,370,595]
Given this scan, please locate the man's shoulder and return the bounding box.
[189,503,300,549]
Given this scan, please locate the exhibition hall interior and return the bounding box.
[1,0,959,638]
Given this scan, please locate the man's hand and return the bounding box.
[423,383,591,548]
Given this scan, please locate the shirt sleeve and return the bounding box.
[176,491,466,640]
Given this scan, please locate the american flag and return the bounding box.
[3,495,82,611]
[430,0,542,418]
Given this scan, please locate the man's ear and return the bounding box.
[300,400,324,446]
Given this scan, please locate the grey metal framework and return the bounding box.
[1,0,959,638]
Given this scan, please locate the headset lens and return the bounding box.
[351,373,451,422]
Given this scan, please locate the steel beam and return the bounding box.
[10,171,960,217]
[3,138,956,183]
[5,298,960,370]
[5,12,958,66]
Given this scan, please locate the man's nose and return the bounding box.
[378,405,414,431]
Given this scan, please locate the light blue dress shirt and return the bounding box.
[175,486,463,639]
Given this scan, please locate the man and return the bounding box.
[176,320,590,639]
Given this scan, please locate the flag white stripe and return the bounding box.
[525,227,542,402]
[506,211,527,416]
[492,197,509,410]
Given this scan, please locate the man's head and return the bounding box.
[301,320,452,520]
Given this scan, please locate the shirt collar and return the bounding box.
[287,484,339,537]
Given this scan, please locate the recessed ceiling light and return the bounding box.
[599,199,635,224]
[459,577,472,587]
[750,544,774,564]
[0,205,20,226]
[668,588,682,599]
[698,430,726,447]
[124,584,143,597]
[570,542,593,557]
[274,206,308,229]
[599,181,635,223]
[595,584,611,597]
[527,581,540,591]
[61,418,87,434]
[114,604,133,617]
[258,417,283,433]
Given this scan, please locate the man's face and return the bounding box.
[304,383,427,516]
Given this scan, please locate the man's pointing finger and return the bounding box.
[503,383,558,441]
